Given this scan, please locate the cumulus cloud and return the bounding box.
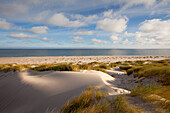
[122,39,133,45]
[0,18,12,30]
[91,38,108,44]
[8,33,37,40]
[71,36,84,43]
[134,19,170,45]
[96,18,128,33]
[123,31,134,37]
[8,33,53,42]
[73,30,95,36]
[28,26,48,34]
[47,13,86,27]
[109,35,122,44]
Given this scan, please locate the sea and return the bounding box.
[0,49,170,57]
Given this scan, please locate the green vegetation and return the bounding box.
[119,66,132,71]
[0,64,32,72]
[60,87,140,113]
[130,85,170,112]
[130,84,160,97]
[113,95,139,113]
[60,87,108,113]
[32,64,76,71]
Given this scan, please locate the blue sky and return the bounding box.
[0,0,170,49]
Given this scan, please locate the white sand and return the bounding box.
[0,56,169,64]
[0,70,129,113]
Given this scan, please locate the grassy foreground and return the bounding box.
[46,87,139,113]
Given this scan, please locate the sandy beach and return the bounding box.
[0,56,170,64]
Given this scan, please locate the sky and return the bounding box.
[0,0,170,49]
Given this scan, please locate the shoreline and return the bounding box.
[0,55,170,64]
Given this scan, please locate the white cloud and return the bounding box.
[91,38,108,44]
[47,13,86,27]
[122,39,132,45]
[40,37,53,41]
[96,18,128,33]
[109,35,122,44]
[120,0,156,8]
[8,33,37,40]
[72,14,98,21]
[134,19,170,45]
[71,36,84,43]
[103,10,113,17]
[0,18,12,30]
[124,31,134,37]
[28,26,48,34]
[73,30,95,36]
[8,33,53,42]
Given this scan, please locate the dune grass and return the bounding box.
[60,86,107,113]
[0,64,32,72]
[113,95,140,113]
[33,64,76,71]
[119,66,132,71]
[130,84,170,112]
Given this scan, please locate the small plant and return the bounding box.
[130,84,160,97]
[95,90,106,100]
[119,66,132,71]
[113,95,139,113]
[99,64,110,69]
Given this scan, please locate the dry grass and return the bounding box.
[60,87,107,113]
[113,95,140,113]
[130,85,170,112]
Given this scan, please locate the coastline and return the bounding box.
[0,55,170,64]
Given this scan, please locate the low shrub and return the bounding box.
[119,66,132,71]
[99,64,110,69]
[78,64,91,70]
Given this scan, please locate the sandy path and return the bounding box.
[0,70,130,113]
[0,56,169,64]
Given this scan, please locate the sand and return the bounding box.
[0,56,169,64]
[0,56,169,112]
[0,69,130,113]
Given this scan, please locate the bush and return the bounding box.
[135,66,170,85]
[119,66,132,71]
[99,64,110,69]
[33,64,75,71]
[78,64,91,70]
[109,63,116,68]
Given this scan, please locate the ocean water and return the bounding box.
[0,49,170,57]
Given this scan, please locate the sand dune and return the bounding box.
[0,70,129,113]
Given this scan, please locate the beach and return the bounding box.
[0,56,169,64]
